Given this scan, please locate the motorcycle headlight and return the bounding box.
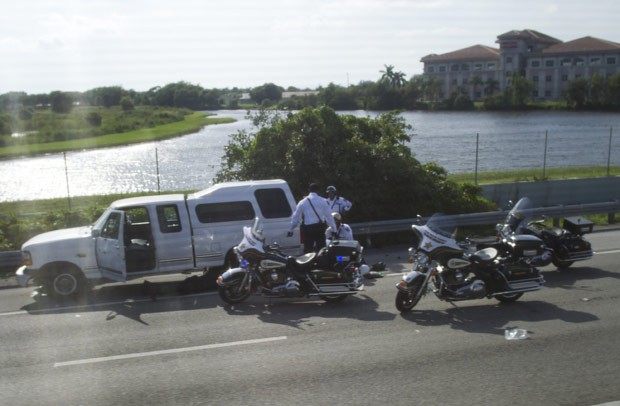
[414,252,430,267]
[407,247,417,263]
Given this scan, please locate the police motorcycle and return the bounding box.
[395,213,545,312]
[495,197,594,269]
[217,218,367,304]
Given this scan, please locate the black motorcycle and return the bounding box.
[497,197,593,269]
[395,213,545,312]
[217,218,367,304]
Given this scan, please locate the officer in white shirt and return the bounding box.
[287,183,338,253]
[325,185,352,215]
[325,212,353,245]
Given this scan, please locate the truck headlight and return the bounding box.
[22,251,32,266]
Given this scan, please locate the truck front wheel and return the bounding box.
[44,265,85,299]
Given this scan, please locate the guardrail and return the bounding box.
[1,200,618,271]
[350,200,620,240]
[0,251,22,271]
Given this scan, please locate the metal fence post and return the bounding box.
[542,130,548,179]
[474,133,479,185]
[607,127,613,177]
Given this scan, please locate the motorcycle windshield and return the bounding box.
[506,197,535,231]
[425,213,458,238]
[250,217,266,242]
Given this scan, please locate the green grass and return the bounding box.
[448,166,620,184]
[0,112,234,159]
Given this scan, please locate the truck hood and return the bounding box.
[22,226,93,248]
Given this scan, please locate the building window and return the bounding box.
[561,58,571,67]
[574,58,584,66]
[606,57,617,64]
[531,60,540,67]
[474,63,482,71]
[427,66,435,73]
[462,78,468,85]
[590,57,601,65]
[461,64,469,71]
[439,66,446,72]
[545,60,554,67]
[506,56,513,63]
[561,74,568,81]
[452,79,457,85]
[487,63,496,70]
[545,90,551,97]
[545,75,552,82]
[532,75,538,82]
[451,64,459,71]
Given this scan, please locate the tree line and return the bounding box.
[2,63,619,113]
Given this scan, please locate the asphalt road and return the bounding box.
[1,231,620,406]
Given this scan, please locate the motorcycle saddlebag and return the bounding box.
[563,216,594,235]
[325,240,362,263]
[506,234,545,257]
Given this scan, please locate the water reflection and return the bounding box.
[0,110,619,202]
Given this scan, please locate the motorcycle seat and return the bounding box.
[469,247,498,264]
[295,252,317,265]
[542,228,564,238]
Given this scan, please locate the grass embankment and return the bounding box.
[0,112,234,159]
[450,166,620,184]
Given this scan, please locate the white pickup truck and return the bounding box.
[16,179,302,299]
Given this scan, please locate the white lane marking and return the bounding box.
[54,336,287,367]
[595,249,620,255]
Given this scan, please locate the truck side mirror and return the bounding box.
[92,229,100,238]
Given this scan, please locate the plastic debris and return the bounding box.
[505,328,528,340]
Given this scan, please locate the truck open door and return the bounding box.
[95,209,127,281]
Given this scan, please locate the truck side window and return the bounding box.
[101,212,122,239]
[255,188,293,218]
[157,205,182,233]
[195,201,255,223]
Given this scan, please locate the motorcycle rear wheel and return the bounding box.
[395,279,424,312]
[218,284,252,304]
[319,294,348,303]
[495,292,523,303]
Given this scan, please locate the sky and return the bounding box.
[1,0,619,94]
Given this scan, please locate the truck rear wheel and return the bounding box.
[44,265,85,299]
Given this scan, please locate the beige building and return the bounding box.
[421,29,620,102]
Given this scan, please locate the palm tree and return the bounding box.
[380,65,407,88]
[380,64,395,85]
[393,71,408,88]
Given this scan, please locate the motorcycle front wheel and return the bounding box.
[552,256,574,269]
[218,284,252,304]
[395,279,424,312]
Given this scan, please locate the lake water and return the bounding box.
[1,109,619,202]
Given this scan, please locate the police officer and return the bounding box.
[287,183,338,253]
[325,185,352,216]
[325,212,353,245]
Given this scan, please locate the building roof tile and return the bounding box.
[420,45,500,62]
[496,29,562,44]
[541,36,620,54]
